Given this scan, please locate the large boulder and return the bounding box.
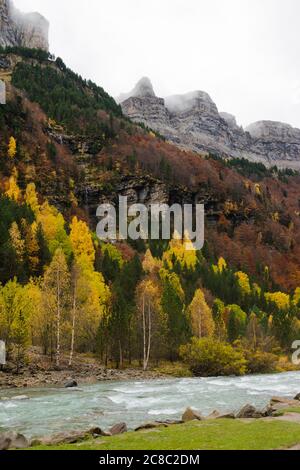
[294,393,300,401]
[0,432,29,450]
[182,407,204,422]
[109,423,128,436]
[235,404,264,419]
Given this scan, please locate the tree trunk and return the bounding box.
[56,270,61,368]
[69,280,77,367]
[142,295,147,371]
[198,308,202,338]
[145,301,152,371]
[119,340,123,369]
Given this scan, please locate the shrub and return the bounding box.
[245,350,278,374]
[179,337,247,377]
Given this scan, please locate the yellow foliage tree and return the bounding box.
[218,257,227,273]
[7,137,17,159]
[265,292,290,310]
[70,217,95,265]
[9,222,25,263]
[73,254,110,351]
[212,257,227,274]
[136,277,165,370]
[25,183,39,213]
[163,237,197,271]
[293,287,300,307]
[235,271,251,296]
[188,289,215,338]
[37,201,72,257]
[6,174,21,202]
[142,249,162,274]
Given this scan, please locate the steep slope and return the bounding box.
[119,78,300,169]
[2,49,300,291]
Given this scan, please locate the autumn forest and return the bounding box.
[1,48,300,378]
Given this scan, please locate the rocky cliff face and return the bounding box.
[119,78,300,169]
[0,0,49,51]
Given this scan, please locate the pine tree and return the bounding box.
[227,305,247,342]
[160,269,187,360]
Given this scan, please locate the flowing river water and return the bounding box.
[0,371,300,439]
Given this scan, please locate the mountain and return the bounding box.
[119,78,300,170]
[2,48,300,292]
[0,0,49,50]
[2,44,300,378]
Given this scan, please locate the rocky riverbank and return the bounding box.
[0,365,166,390]
[1,394,300,450]
[0,352,167,389]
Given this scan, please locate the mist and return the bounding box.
[13,0,300,129]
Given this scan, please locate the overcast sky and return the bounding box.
[14,0,300,129]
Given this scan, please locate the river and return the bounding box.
[0,371,300,438]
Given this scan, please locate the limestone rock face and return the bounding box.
[120,78,300,169]
[0,0,49,51]
[120,77,174,138]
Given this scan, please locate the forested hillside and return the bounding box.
[1,48,300,376]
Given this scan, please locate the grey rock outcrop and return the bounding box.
[120,78,300,169]
[120,77,174,137]
[0,0,49,51]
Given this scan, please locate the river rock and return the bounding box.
[156,419,183,425]
[11,395,29,400]
[39,431,90,446]
[235,404,264,419]
[207,410,235,420]
[64,380,78,388]
[0,432,29,450]
[109,423,128,435]
[135,422,169,432]
[207,410,221,419]
[217,412,235,419]
[261,405,274,417]
[182,407,204,422]
[88,427,111,437]
[270,397,300,410]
